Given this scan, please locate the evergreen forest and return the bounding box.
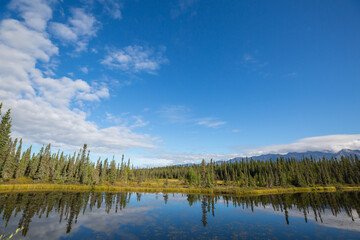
[1,103,360,188]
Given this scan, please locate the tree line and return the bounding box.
[135,153,360,187]
[0,103,133,185]
[1,103,360,187]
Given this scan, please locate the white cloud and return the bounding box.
[159,105,226,128]
[242,54,255,63]
[139,152,240,167]
[50,8,99,52]
[7,99,154,152]
[80,66,88,74]
[196,118,226,128]
[143,134,360,166]
[0,19,58,61]
[130,116,149,129]
[106,113,149,129]
[8,0,53,32]
[99,0,123,20]
[49,22,77,41]
[241,52,269,77]
[69,8,98,37]
[0,0,156,154]
[171,0,198,19]
[244,134,360,156]
[284,72,297,78]
[101,45,168,73]
[158,105,191,123]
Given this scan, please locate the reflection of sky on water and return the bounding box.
[1,196,159,240]
[0,192,360,240]
[255,205,360,232]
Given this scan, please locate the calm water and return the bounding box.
[0,191,360,239]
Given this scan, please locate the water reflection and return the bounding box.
[188,192,360,229]
[0,191,359,238]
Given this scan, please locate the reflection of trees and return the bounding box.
[0,192,132,236]
[163,194,168,204]
[188,191,360,227]
[0,191,359,235]
[201,196,207,227]
[136,193,142,202]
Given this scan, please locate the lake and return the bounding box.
[0,191,359,239]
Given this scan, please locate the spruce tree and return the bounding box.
[29,149,41,179]
[15,145,31,179]
[53,152,64,181]
[66,153,76,181]
[79,145,90,184]
[187,167,197,185]
[201,159,206,187]
[109,158,117,184]
[93,159,100,185]
[101,158,108,184]
[1,138,15,180]
[0,108,12,171]
[36,144,51,180]
[13,138,22,176]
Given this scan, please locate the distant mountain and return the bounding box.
[227,149,360,162]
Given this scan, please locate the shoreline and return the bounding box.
[0,184,359,196]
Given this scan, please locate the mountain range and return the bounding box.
[227,149,360,162]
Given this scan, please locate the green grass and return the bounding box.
[0,227,23,240]
[0,183,358,196]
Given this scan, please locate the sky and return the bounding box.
[0,0,359,166]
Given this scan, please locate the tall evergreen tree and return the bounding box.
[15,142,30,179]
[93,159,101,185]
[36,144,51,180]
[1,138,15,180]
[201,159,206,188]
[0,108,12,171]
[109,158,117,184]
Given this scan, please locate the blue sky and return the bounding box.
[0,0,359,166]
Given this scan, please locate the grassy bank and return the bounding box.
[0,183,359,196]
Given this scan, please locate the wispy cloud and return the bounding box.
[69,8,99,37]
[106,113,149,129]
[8,0,53,32]
[101,45,168,74]
[196,118,226,128]
[159,105,226,128]
[80,66,88,74]
[98,0,123,20]
[171,0,198,19]
[49,8,100,52]
[241,52,270,78]
[49,22,77,41]
[242,52,299,79]
[242,54,256,63]
[284,72,297,78]
[158,105,191,123]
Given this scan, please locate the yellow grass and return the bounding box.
[336,186,360,191]
[0,182,358,196]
